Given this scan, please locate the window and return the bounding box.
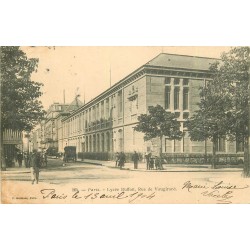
[106,132,110,152]
[174,112,180,118]
[183,112,189,119]
[101,133,104,152]
[236,137,244,152]
[165,77,171,85]
[174,78,180,85]
[165,86,170,109]
[101,101,104,118]
[131,98,138,114]
[93,106,96,121]
[174,87,179,109]
[183,78,189,85]
[106,98,109,118]
[216,137,226,152]
[96,104,99,120]
[118,91,122,117]
[88,108,91,122]
[183,88,189,110]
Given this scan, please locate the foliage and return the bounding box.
[134,105,183,154]
[186,62,232,142]
[186,46,249,172]
[218,47,249,141]
[1,46,45,132]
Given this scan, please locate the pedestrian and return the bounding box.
[115,152,120,167]
[145,152,151,170]
[149,156,154,170]
[118,152,126,169]
[24,152,30,168]
[132,151,139,169]
[30,150,41,184]
[155,156,163,170]
[16,151,23,167]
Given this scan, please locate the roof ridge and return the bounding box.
[159,52,220,60]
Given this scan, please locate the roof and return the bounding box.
[65,98,84,113]
[62,53,219,120]
[146,53,218,71]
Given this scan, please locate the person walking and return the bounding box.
[119,152,126,170]
[16,151,23,167]
[24,152,30,168]
[132,151,139,169]
[115,152,120,167]
[145,152,151,170]
[155,156,163,170]
[30,150,41,184]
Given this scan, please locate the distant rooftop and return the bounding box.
[146,53,218,71]
[65,98,84,113]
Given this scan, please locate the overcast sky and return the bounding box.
[22,46,231,109]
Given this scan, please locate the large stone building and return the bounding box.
[60,53,243,160]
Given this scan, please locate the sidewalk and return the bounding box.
[1,167,31,174]
[79,159,243,172]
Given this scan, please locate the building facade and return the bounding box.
[59,53,243,159]
[2,129,23,167]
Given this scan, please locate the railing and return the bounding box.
[161,153,244,166]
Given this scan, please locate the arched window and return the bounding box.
[106,132,110,152]
[93,135,96,152]
[118,129,123,152]
[97,134,100,152]
[101,133,105,152]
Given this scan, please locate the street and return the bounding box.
[1,158,250,204]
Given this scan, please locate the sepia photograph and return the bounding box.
[1,46,250,204]
[1,1,250,250]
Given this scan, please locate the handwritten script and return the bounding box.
[40,189,156,203]
[182,180,249,204]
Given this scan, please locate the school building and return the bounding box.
[60,53,244,160]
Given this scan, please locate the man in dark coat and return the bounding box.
[16,151,23,167]
[24,152,30,168]
[30,151,41,184]
[145,152,152,170]
[118,152,126,170]
[115,152,120,167]
[132,151,139,169]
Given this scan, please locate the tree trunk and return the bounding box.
[204,139,207,164]
[211,136,217,169]
[1,130,6,171]
[159,136,163,169]
[243,134,249,177]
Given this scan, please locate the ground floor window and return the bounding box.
[236,137,244,152]
[216,137,226,152]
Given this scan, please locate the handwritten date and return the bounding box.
[40,189,155,203]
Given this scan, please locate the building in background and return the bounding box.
[30,99,83,156]
[61,53,243,160]
[2,129,23,167]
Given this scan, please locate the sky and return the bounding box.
[21,46,231,109]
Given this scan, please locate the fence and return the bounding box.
[161,153,244,165]
[78,152,144,162]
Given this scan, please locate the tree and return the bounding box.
[134,105,183,156]
[217,47,249,176]
[186,64,232,169]
[187,47,249,173]
[1,46,45,170]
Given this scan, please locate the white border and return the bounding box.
[1,1,249,250]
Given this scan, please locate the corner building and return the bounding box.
[61,53,243,159]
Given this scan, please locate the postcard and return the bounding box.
[1,46,250,204]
